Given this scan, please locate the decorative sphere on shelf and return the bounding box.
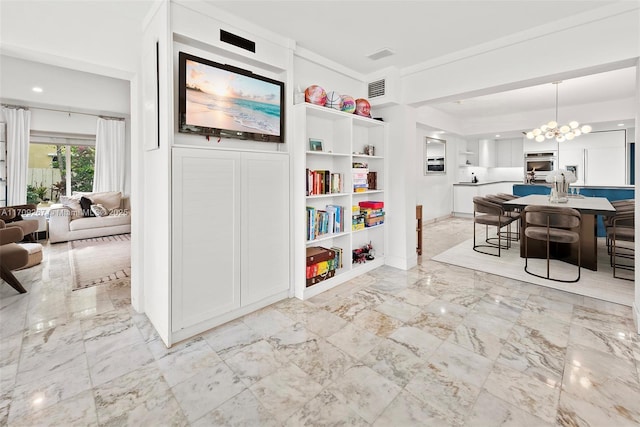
[325,91,343,110]
[340,95,356,114]
[304,85,327,106]
[355,98,371,117]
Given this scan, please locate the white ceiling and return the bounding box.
[0,0,636,138]
[210,0,636,137]
[210,1,618,75]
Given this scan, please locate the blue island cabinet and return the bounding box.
[512,184,634,236]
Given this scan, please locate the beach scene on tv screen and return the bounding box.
[185,59,281,136]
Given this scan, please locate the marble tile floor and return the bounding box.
[1,218,639,426]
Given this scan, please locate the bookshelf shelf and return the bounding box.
[306,193,350,200]
[294,103,388,300]
[306,231,350,245]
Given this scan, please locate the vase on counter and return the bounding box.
[550,174,569,203]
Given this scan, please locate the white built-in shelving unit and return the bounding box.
[294,103,388,300]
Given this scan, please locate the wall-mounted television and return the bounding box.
[178,52,285,143]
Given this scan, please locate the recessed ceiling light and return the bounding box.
[495,134,501,138]
[32,87,43,93]
[438,131,445,134]
[618,123,625,126]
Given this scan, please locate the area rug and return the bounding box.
[69,234,131,290]
[432,236,634,306]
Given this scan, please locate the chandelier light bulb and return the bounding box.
[532,128,541,136]
[566,133,575,140]
[560,125,570,133]
[535,135,545,142]
[574,129,581,137]
[545,131,554,139]
[556,135,565,142]
[526,132,534,139]
[540,125,548,132]
[548,121,557,129]
[569,121,579,129]
[581,125,592,133]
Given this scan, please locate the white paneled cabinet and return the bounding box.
[496,138,524,167]
[172,147,289,337]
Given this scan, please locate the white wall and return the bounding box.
[0,0,147,79]
[293,56,366,106]
[415,126,461,220]
[0,55,133,195]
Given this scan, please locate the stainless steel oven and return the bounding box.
[525,152,556,181]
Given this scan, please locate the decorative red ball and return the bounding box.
[304,85,327,106]
[355,98,371,117]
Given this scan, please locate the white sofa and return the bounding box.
[49,193,131,243]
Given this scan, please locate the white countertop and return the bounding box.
[453,180,522,187]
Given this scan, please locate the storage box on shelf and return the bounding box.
[294,103,387,299]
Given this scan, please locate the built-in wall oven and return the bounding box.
[525,152,556,182]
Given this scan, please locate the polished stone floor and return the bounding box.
[1,218,639,426]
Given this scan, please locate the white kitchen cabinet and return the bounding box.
[496,138,524,167]
[172,147,289,338]
[453,182,519,215]
[478,139,496,167]
[453,185,479,215]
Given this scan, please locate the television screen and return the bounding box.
[178,52,285,143]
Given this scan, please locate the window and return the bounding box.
[27,133,95,203]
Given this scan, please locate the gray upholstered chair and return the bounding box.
[523,205,581,283]
[0,220,29,293]
[473,196,516,257]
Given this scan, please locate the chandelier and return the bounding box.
[526,81,591,143]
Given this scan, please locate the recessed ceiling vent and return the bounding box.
[366,48,394,61]
[368,79,386,98]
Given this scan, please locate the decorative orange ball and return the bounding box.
[355,98,371,117]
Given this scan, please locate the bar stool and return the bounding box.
[485,194,520,241]
[523,205,581,283]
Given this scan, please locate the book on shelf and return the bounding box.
[330,173,343,193]
[306,205,346,241]
[330,246,343,269]
[307,169,335,196]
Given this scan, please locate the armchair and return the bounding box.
[0,220,29,293]
[0,204,39,241]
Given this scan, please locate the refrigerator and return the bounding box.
[558,130,626,186]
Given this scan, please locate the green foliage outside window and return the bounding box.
[52,145,95,193]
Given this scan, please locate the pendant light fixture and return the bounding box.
[526,81,591,143]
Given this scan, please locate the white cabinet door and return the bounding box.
[478,140,496,167]
[510,139,523,167]
[453,186,479,214]
[585,147,625,186]
[496,140,511,167]
[241,153,290,305]
[172,149,241,331]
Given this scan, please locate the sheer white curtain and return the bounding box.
[3,107,31,205]
[93,118,125,193]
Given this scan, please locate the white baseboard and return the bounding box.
[422,214,454,225]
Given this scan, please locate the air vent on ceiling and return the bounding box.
[366,48,394,61]
[368,79,386,98]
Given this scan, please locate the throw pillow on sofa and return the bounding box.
[80,196,96,217]
[59,195,83,219]
[73,191,122,211]
[90,204,109,217]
